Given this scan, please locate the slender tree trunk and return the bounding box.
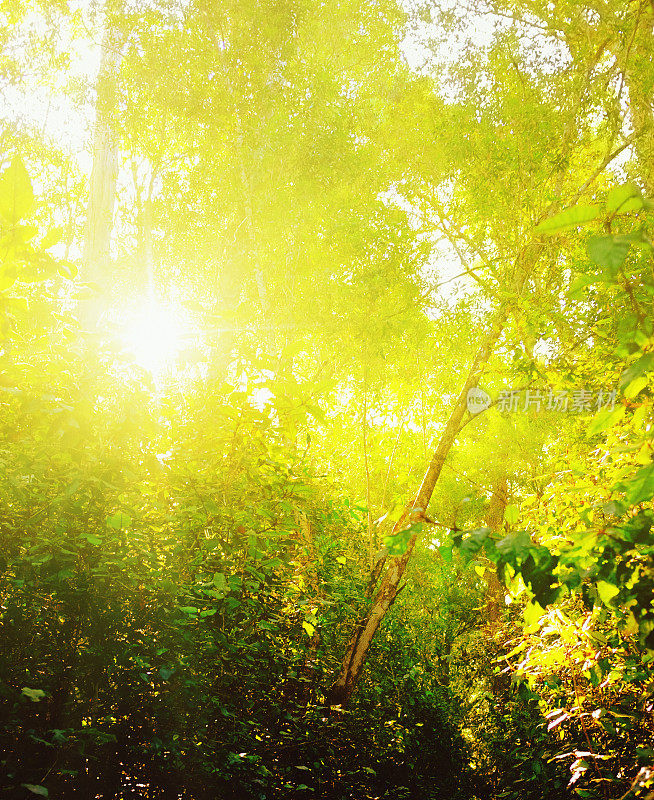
[484,476,508,632]
[133,159,157,292]
[322,0,615,706]
[282,510,322,707]
[81,17,122,328]
[484,476,512,701]
[362,368,374,570]
[326,310,507,706]
[235,116,269,317]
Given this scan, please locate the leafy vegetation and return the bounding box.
[0,0,653,798]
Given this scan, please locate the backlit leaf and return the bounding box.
[606,183,643,214]
[587,405,625,436]
[21,785,48,797]
[21,687,46,702]
[596,581,619,606]
[0,155,34,223]
[624,376,648,399]
[587,236,629,272]
[534,205,599,234]
[620,353,654,388]
[505,504,519,525]
[106,512,131,530]
[625,462,654,505]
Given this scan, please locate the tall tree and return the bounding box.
[81,3,124,327]
[326,0,653,705]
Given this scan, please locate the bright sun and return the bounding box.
[121,299,188,377]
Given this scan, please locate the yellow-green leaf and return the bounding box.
[535,205,600,234]
[524,601,545,629]
[606,183,643,214]
[587,405,625,436]
[597,581,619,606]
[21,785,48,797]
[21,687,46,702]
[505,504,519,525]
[624,376,648,399]
[0,155,34,223]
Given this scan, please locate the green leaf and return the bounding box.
[587,236,629,272]
[178,606,199,614]
[84,534,102,546]
[12,224,38,244]
[58,262,77,279]
[497,530,533,561]
[633,405,649,430]
[614,229,653,249]
[620,353,654,389]
[587,405,625,436]
[624,376,648,399]
[383,521,422,555]
[625,462,654,505]
[159,666,175,680]
[596,580,619,606]
[438,544,453,563]
[459,526,492,556]
[606,183,643,214]
[505,504,519,525]
[568,273,599,298]
[21,687,46,702]
[636,747,654,764]
[0,155,34,223]
[213,572,227,592]
[21,785,48,797]
[534,204,599,234]
[106,512,131,530]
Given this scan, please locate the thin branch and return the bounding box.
[438,219,494,293]
[434,269,478,289]
[381,406,408,512]
[456,2,566,40]
[569,129,647,205]
[613,1,644,120]
[363,368,374,571]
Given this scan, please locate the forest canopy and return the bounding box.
[0,0,653,798]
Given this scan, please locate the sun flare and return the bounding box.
[121,299,189,377]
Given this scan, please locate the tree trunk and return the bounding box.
[81,17,122,328]
[484,476,508,633]
[325,106,600,705]
[326,310,507,707]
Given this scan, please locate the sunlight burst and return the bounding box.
[121,299,189,377]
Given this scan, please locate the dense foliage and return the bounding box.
[0,0,653,798]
